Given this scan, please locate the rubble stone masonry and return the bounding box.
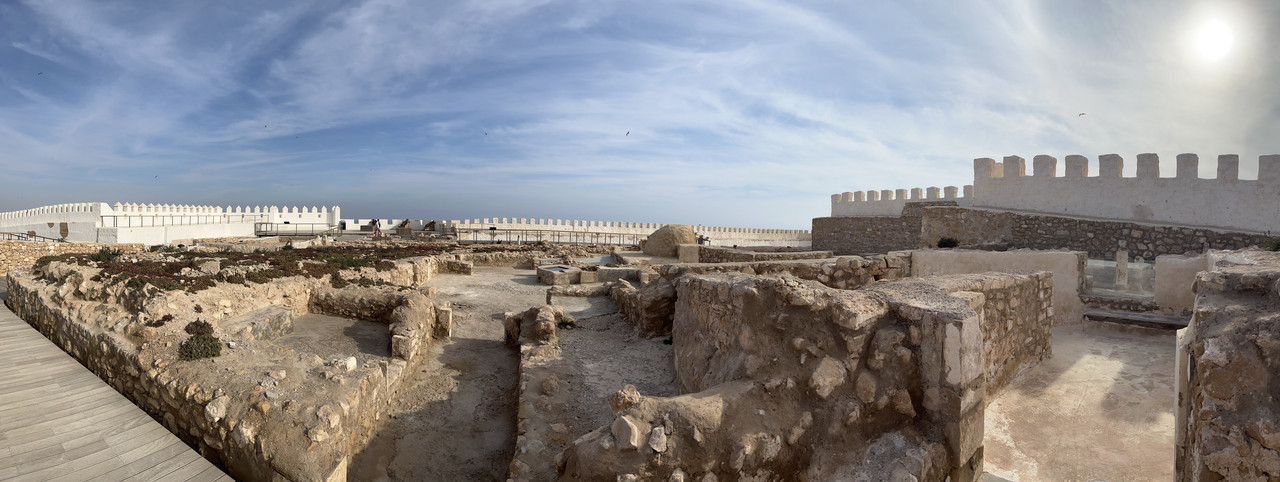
[0,240,145,275]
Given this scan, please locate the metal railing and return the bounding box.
[0,232,66,242]
[453,227,642,246]
[100,214,267,228]
[255,223,339,237]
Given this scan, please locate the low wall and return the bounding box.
[695,245,833,263]
[1175,250,1280,480]
[918,206,1265,260]
[609,254,912,336]
[1154,254,1209,316]
[5,264,448,482]
[101,223,258,245]
[0,241,145,276]
[813,201,958,255]
[910,249,1086,325]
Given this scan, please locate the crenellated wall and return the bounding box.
[971,154,1280,233]
[0,202,343,244]
[829,153,1280,234]
[444,218,812,247]
[831,185,974,217]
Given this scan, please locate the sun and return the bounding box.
[1195,20,1234,60]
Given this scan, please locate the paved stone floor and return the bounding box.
[984,322,1176,481]
[0,283,232,481]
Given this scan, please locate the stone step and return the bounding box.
[1084,308,1189,330]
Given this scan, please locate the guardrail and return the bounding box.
[0,232,66,242]
[454,227,642,245]
[100,214,266,227]
[254,223,339,237]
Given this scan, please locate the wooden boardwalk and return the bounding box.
[0,285,233,481]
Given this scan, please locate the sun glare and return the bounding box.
[1195,20,1234,60]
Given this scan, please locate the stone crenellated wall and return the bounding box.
[831,185,973,217]
[0,241,145,275]
[1176,250,1280,480]
[813,201,959,255]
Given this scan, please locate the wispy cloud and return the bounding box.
[1,0,1277,228]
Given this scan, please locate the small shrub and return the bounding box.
[329,255,367,269]
[89,247,125,263]
[34,255,60,270]
[184,320,214,336]
[194,304,203,313]
[1263,237,1280,252]
[178,334,222,360]
[147,314,173,327]
[330,274,349,289]
[374,260,396,272]
[58,270,78,283]
[936,237,960,249]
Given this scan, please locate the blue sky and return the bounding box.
[1,0,1277,229]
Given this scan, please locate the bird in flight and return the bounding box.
[1078,113,1086,117]
[484,132,487,136]
[37,72,42,75]
[626,131,630,136]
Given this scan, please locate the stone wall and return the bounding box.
[1175,250,1280,480]
[0,241,145,275]
[5,262,449,482]
[910,249,1086,325]
[609,254,912,336]
[561,270,1053,481]
[917,206,1265,260]
[695,245,833,263]
[813,202,958,255]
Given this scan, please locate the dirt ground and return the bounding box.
[347,266,675,481]
[983,321,1176,481]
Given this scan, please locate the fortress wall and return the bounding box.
[831,185,973,217]
[442,218,811,246]
[813,201,959,255]
[972,154,1280,233]
[0,202,108,228]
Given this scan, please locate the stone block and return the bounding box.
[536,265,581,285]
[677,244,699,263]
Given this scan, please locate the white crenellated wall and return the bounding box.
[441,218,812,247]
[828,153,1280,234]
[0,202,342,244]
[830,185,974,216]
[971,154,1280,233]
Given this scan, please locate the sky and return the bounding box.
[1,0,1278,229]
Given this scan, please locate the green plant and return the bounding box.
[89,247,125,262]
[184,320,214,336]
[147,314,173,327]
[937,237,960,249]
[329,255,367,268]
[1263,237,1280,252]
[330,273,349,288]
[194,305,203,313]
[178,334,222,360]
[58,270,78,283]
[34,255,60,270]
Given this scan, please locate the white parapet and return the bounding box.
[971,153,1280,233]
[830,185,973,217]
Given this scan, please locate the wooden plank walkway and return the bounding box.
[0,284,234,481]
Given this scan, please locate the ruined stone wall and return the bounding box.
[812,202,958,255]
[919,207,1015,247]
[918,206,1264,261]
[4,265,448,482]
[1175,251,1280,480]
[563,270,1053,481]
[610,254,912,336]
[910,249,1086,325]
[695,245,833,263]
[0,241,145,275]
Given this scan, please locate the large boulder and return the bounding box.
[643,224,695,257]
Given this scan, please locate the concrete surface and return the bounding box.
[984,322,1175,481]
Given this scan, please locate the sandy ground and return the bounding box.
[983,322,1176,481]
[346,266,675,481]
[348,267,544,481]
